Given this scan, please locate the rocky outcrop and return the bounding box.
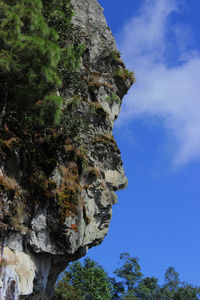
[0,0,134,299]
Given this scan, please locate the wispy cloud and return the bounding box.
[117,0,200,166]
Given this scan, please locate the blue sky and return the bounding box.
[86,0,200,285]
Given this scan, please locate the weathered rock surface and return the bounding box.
[0,0,134,299]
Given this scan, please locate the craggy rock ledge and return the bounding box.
[0,0,134,299]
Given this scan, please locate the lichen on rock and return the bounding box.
[0,0,134,299]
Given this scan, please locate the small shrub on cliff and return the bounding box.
[106,93,121,104]
[0,176,14,194]
[110,50,125,66]
[29,94,63,128]
[115,69,136,84]
[89,102,109,121]
[86,74,102,91]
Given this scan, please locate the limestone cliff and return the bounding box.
[0,0,134,299]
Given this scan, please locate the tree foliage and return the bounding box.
[28,94,63,128]
[0,0,85,128]
[54,258,113,300]
[112,253,200,300]
[114,253,143,292]
[54,253,200,300]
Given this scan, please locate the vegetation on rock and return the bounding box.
[0,0,89,227]
[115,69,136,84]
[106,93,121,104]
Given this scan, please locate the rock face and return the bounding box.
[0,0,134,299]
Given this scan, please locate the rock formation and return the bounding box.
[0,0,134,299]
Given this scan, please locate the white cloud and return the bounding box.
[117,0,200,166]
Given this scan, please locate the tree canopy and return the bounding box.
[54,257,113,300]
[54,253,200,300]
[0,0,85,128]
